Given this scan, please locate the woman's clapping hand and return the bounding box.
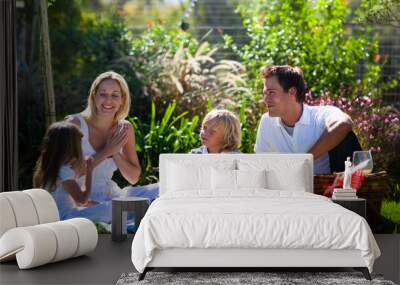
[104,123,129,157]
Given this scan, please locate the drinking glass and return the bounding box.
[352,150,373,175]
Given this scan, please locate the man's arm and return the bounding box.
[254,115,271,153]
[308,110,353,159]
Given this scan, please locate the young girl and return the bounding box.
[33,122,95,220]
[191,109,242,154]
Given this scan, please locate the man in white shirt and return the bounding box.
[254,65,353,174]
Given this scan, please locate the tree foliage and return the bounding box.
[356,0,400,27]
[225,0,392,100]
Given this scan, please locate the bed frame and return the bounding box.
[137,154,372,281]
[138,246,371,280]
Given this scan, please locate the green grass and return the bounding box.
[381,200,400,233]
[94,222,111,234]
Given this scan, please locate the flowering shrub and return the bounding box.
[306,93,400,174]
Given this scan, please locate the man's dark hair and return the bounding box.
[261,65,308,103]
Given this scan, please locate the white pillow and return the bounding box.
[236,169,267,189]
[167,162,211,191]
[266,162,306,191]
[211,169,268,191]
[237,159,308,191]
[211,168,236,190]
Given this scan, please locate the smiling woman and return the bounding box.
[96,80,123,114]
[57,71,159,224]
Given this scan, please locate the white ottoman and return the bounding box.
[0,189,98,269]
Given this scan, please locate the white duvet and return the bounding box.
[131,190,380,273]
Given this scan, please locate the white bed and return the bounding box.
[131,154,380,280]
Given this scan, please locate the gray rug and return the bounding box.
[116,271,396,285]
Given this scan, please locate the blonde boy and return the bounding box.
[191,109,241,154]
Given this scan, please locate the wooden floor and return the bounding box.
[0,234,399,285]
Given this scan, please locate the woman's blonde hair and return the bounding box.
[202,109,241,152]
[82,71,131,121]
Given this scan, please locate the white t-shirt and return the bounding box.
[254,104,346,174]
[51,165,80,219]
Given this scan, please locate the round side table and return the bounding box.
[112,197,150,242]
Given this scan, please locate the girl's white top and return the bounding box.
[51,165,79,219]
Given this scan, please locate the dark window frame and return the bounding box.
[1,0,18,192]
